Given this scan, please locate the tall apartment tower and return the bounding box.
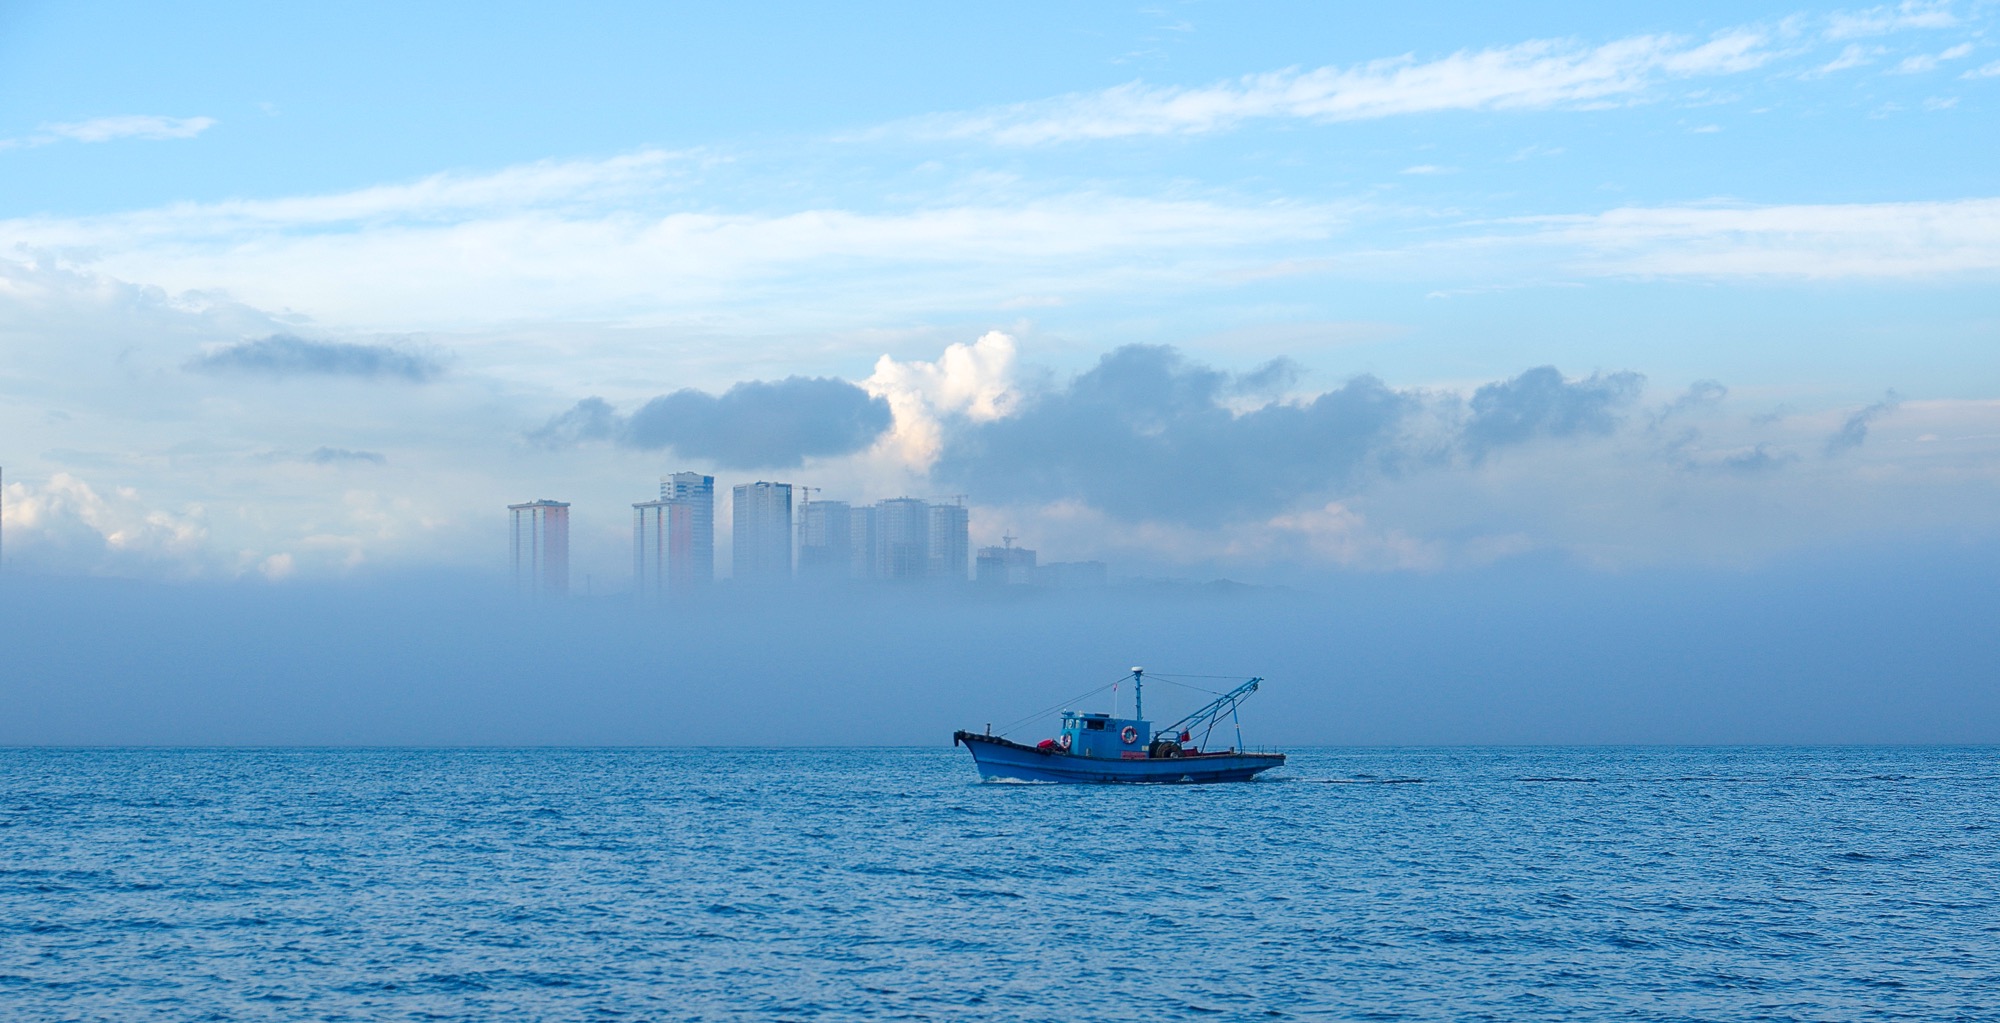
[732,481,793,582]
[509,499,570,596]
[848,504,878,581]
[928,502,970,581]
[873,498,931,581]
[660,472,714,589]
[632,498,693,597]
[798,498,853,581]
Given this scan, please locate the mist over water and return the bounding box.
[3,539,1995,747]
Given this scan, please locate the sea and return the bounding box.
[2,746,1995,1022]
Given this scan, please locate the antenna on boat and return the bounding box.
[1131,667,1143,723]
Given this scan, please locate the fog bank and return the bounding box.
[2,543,1995,747]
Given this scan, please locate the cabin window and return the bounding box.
[1085,719,1105,730]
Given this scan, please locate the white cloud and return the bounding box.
[1812,44,1881,74]
[1887,40,1974,78]
[864,330,1020,469]
[1514,198,2000,278]
[1965,59,2000,78]
[14,149,691,242]
[39,115,215,143]
[896,30,1774,145]
[1,473,214,576]
[0,153,1344,330]
[1825,2,1959,40]
[0,257,532,581]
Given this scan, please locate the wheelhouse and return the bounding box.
[1059,711,1151,759]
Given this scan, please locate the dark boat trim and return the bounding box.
[953,729,1273,762]
[952,729,1286,784]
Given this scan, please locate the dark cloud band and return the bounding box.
[536,377,893,469]
[187,335,443,382]
[935,346,1649,525]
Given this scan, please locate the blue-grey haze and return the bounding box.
[2,539,1994,747]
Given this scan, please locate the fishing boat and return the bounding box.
[952,668,1285,783]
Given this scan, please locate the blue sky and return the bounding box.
[1,0,1995,583]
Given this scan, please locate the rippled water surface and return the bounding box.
[3,747,1997,1021]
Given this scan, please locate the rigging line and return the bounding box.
[994,676,1126,737]
[1143,672,1255,681]
[1144,677,1225,696]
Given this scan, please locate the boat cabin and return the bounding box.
[1059,711,1152,759]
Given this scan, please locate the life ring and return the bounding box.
[1120,726,1138,745]
[1057,734,1072,751]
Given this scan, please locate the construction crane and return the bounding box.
[795,485,821,520]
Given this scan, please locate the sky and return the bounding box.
[0,2,1996,743]
[1,0,1996,584]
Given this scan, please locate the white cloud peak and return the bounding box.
[864,331,1019,469]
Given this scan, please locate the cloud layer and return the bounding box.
[186,335,445,381]
[905,31,1772,144]
[2,114,216,150]
[1464,366,1644,457]
[3,179,1340,330]
[44,115,216,143]
[1516,199,2000,278]
[538,377,894,469]
[933,345,1655,526]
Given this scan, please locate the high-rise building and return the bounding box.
[660,472,714,589]
[509,499,570,596]
[928,502,970,581]
[633,498,694,597]
[873,498,930,581]
[976,541,1037,585]
[798,498,852,582]
[848,504,877,580]
[732,481,793,582]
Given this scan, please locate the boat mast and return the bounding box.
[1131,666,1143,722]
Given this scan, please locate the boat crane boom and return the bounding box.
[1160,677,1264,738]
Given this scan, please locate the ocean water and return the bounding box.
[2,747,1996,1022]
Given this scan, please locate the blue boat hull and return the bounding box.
[953,731,1284,784]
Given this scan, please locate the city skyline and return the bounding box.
[547,474,1027,593]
